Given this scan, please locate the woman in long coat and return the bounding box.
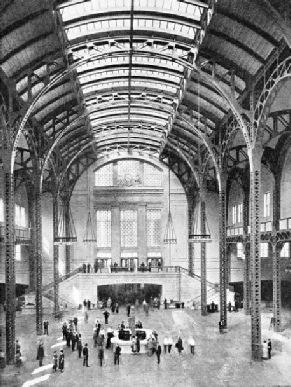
[37,342,44,366]
[59,349,65,372]
[176,337,184,355]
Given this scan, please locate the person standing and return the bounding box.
[176,337,184,355]
[114,344,121,365]
[163,337,168,354]
[268,339,272,359]
[97,335,104,366]
[62,322,67,340]
[43,320,49,335]
[37,342,44,367]
[16,340,21,355]
[72,332,77,351]
[136,336,140,355]
[52,351,58,372]
[127,303,131,317]
[59,349,64,372]
[83,299,87,309]
[164,298,167,310]
[156,344,162,364]
[83,343,89,367]
[106,327,114,349]
[168,336,173,353]
[115,302,119,314]
[111,303,116,314]
[103,309,110,324]
[262,340,268,359]
[187,336,196,354]
[67,328,72,347]
[88,300,91,310]
[77,335,83,358]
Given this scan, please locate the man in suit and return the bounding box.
[114,344,121,365]
[156,343,162,364]
[268,339,272,359]
[83,343,89,367]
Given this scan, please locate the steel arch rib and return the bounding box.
[13,47,250,173]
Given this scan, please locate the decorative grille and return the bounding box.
[147,209,161,246]
[144,163,162,186]
[120,209,137,247]
[95,164,113,186]
[117,160,140,186]
[96,210,112,247]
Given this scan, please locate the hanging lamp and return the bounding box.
[188,195,212,243]
[163,162,177,244]
[188,72,212,244]
[83,168,97,243]
[54,198,77,245]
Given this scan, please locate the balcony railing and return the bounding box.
[0,225,31,244]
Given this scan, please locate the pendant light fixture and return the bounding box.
[54,197,77,245]
[189,72,211,244]
[83,167,97,243]
[163,161,177,244]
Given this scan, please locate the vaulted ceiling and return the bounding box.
[0,0,289,193]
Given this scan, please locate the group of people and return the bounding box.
[105,297,119,314]
[83,299,92,310]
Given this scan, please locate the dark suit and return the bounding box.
[83,346,89,366]
[156,345,161,363]
[114,346,121,365]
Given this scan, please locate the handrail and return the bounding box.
[42,266,83,291]
[42,264,217,292]
[179,267,216,289]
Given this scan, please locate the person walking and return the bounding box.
[114,344,121,365]
[73,316,78,330]
[83,343,89,367]
[268,339,272,359]
[156,344,162,364]
[37,342,44,367]
[59,349,64,372]
[77,335,83,358]
[127,303,131,317]
[115,302,119,314]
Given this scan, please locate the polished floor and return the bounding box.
[1,304,291,386]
